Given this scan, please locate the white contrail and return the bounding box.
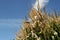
[33,0,49,10]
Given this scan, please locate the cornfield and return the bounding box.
[16,1,60,40]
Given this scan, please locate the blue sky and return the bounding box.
[0,0,60,40]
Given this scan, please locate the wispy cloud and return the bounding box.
[0,19,23,28]
[33,0,49,10]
